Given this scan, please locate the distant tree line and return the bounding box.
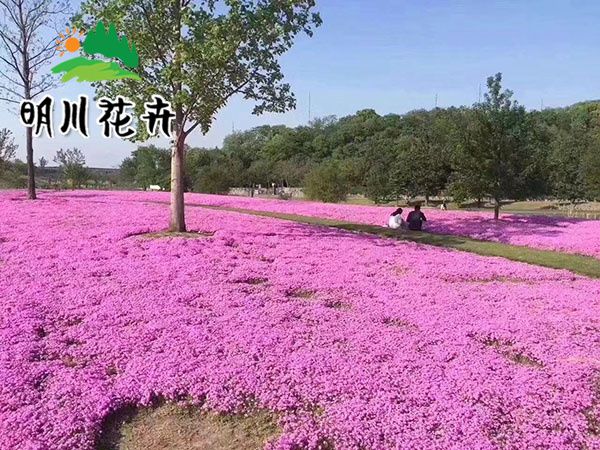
[0,140,122,190]
[118,74,600,218]
[4,73,597,218]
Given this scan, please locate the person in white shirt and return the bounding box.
[387,207,405,229]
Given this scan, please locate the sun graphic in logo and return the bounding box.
[56,27,85,57]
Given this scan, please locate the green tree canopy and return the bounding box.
[54,148,89,189]
[452,73,536,219]
[117,85,600,210]
[120,145,171,190]
[77,0,321,231]
[304,160,350,203]
[0,128,17,174]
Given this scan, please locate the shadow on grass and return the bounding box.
[197,205,600,279]
[129,231,215,240]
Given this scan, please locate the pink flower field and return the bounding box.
[25,190,600,259]
[179,193,600,260]
[1,190,600,449]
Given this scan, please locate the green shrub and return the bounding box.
[303,161,350,203]
[194,166,231,194]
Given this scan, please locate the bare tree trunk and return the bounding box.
[26,126,36,199]
[23,41,36,200]
[0,1,67,200]
[494,198,500,220]
[169,135,186,232]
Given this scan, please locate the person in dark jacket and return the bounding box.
[406,204,427,231]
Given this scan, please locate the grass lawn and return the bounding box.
[97,404,278,450]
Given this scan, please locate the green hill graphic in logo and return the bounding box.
[51,22,140,83]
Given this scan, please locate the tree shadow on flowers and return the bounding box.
[334,221,600,278]
[427,213,587,243]
[125,230,215,240]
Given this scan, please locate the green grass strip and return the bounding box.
[196,204,600,279]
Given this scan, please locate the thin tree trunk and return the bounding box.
[494,198,500,220]
[23,43,35,199]
[26,126,36,199]
[169,135,186,232]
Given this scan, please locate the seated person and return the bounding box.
[387,207,404,229]
[406,204,427,231]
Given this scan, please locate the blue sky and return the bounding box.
[6,0,600,167]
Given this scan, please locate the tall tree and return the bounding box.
[77,0,321,231]
[54,147,88,188]
[0,0,68,199]
[544,102,600,203]
[583,141,600,200]
[452,73,534,219]
[397,110,453,203]
[548,128,587,203]
[0,128,17,173]
[304,160,350,203]
[363,134,403,204]
[120,145,171,190]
